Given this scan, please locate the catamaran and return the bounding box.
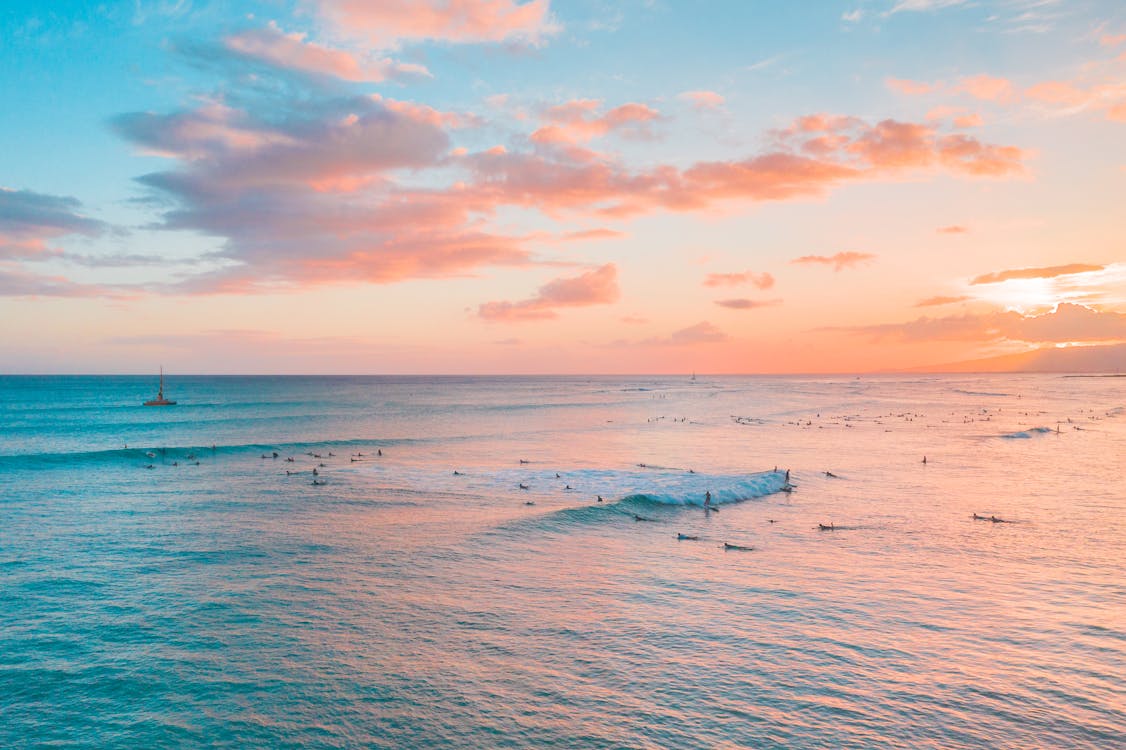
[143,367,177,406]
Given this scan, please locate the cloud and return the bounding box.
[530,100,662,145]
[0,187,107,258]
[714,298,782,310]
[971,263,1105,285]
[915,295,971,307]
[313,0,560,48]
[936,225,968,233]
[703,271,774,289]
[832,303,1126,344]
[644,321,729,346]
[889,0,970,14]
[791,251,876,271]
[842,9,863,22]
[0,266,112,297]
[957,74,1016,103]
[678,90,725,111]
[223,22,431,82]
[1025,80,1126,122]
[886,77,935,96]
[116,72,1026,294]
[478,263,619,321]
[559,228,626,242]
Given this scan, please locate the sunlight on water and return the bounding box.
[1,374,1123,748]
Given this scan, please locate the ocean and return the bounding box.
[1,374,1123,748]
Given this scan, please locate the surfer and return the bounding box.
[724,542,753,551]
[704,490,712,510]
[825,471,838,478]
[519,483,529,490]
[597,495,603,502]
[377,449,382,456]
[922,456,927,464]
[677,534,699,540]
[818,523,835,531]
[972,513,987,520]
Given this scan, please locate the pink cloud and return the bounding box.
[1025,80,1126,122]
[953,113,983,127]
[678,90,726,110]
[478,263,619,321]
[119,91,1027,294]
[837,304,1126,344]
[936,225,968,234]
[957,74,1016,103]
[971,263,1105,285]
[1100,33,1126,47]
[644,321,729,346]
[224,22,430,82]
[915,295,971,307]
[703,271,774,289]
[791,251,876,271]
[886,77,936,96]
[315,0,559,48]
[714,298,782,309]
[531,100,661,144]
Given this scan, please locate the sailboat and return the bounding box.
[143,367,177,406]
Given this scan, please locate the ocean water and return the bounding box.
[1,374,1123,749]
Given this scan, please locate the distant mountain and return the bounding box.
[914,343,1126,373]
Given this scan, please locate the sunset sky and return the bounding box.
[2,0,1124,374]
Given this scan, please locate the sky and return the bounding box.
[1,0,1124,374]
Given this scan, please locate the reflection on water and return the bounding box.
[1,374,1123,748]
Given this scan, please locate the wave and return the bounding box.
[998,427,1055,439]
[954,389,1012,397]
[365,465,788,508]
[0,438,416,467]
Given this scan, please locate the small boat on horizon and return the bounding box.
[143,367,177,406]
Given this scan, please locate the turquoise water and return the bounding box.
[2,374,1124,748]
